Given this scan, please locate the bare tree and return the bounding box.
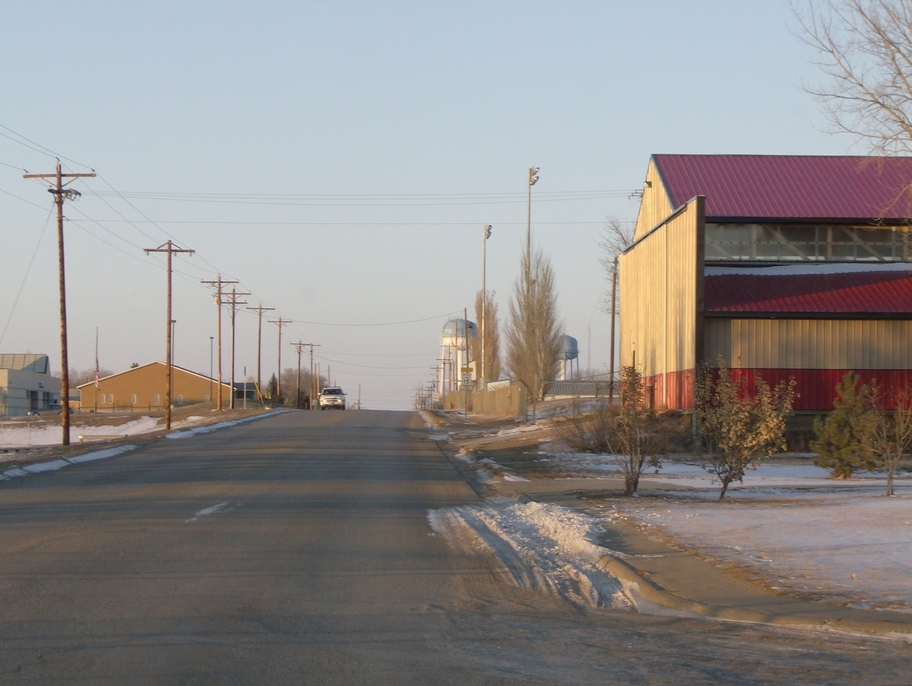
[471,289,501,382]
[610,365,666,495]
[695,362,796,499]
[69,367,114,387]
[795,0,912,155]
[505,245,562,407]
[866,381,912,496]
[599,217,634,315]
[554,366,674,495]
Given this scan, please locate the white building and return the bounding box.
[0,354,61,417]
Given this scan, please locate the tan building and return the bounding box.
[620,154,912,412]
[77,361,239,411]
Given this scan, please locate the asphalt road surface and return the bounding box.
[0,410,910,684]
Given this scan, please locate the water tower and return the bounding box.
[438,318,477,399]
[559,334,579,380]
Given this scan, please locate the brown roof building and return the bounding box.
[76,361,240,412]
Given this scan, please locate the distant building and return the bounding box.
[76,361,251,411]
[620,154,912,412]
[438,318,477,401]
[0,354,61,417]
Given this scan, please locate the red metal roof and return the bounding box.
[705,268,912,315]
[653,155,912,221]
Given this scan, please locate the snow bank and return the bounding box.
[165,410,288,439]
[429,500,630,610]
[1,444,136,481]
[0,416,160,449]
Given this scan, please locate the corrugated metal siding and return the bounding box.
[633,159,675,240]
[643,370,696,411]
[620,198,700,391]
[653,155,912,221]
[705,270,912,314]
[705,319,912,369]
[715,368,912,412]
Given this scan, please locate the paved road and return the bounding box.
[0,410,909,684]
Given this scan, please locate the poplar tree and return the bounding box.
[505,246,562,406]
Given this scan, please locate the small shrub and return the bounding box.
[554,400,618,453]
[695,362,795,499]
[810,371,876,479]
[554,366,666,496]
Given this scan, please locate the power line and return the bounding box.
[0,206,53,348]
[291,312,459,328]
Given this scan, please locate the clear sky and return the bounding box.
[0,1,855,410]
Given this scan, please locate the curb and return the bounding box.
[598,554,912,636]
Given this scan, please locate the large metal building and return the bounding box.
[619,154,912,411]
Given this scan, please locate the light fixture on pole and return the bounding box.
[527,166,539,263]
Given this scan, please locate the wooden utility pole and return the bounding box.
[201,275,238,410]
[225,288,250,409]
[297,343,320,409]
[24,161,96,446]
[291,342,306,408]
[269,318,292,399]
[247,304,274,400]
[145,241,194,430]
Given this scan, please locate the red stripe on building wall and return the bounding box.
[645,368,912,412]
[643,370,696,411]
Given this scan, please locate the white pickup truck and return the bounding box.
[318,386,346,410]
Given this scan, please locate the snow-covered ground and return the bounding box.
[436,448,912,614]
[0,411,283,451]
[0,416,163,450]
[574,455,912,613]
[429,499,630,610]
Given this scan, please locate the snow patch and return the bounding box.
[1,444,137,481]
[429,500,631,610]
[166,410,287,439]
[0,416,159,449]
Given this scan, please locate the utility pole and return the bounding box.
[24,161,95,446]
[297,343,320,409]
[201,275,238,411]
[437,356,448,402]
[482,224,492,384]
[247,304,274,400]
[145,241,194,431]
[431,364,441,409]
[269,318,292,400]
[290,342,304,408]
[225,288,250,409]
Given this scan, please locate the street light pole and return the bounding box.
[526,166,539,269]
[482,225,492,384]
